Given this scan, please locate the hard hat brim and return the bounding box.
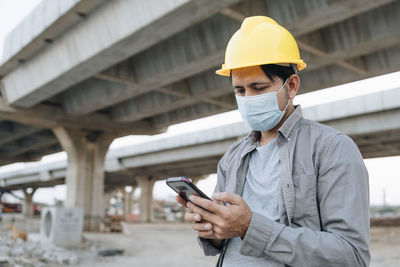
[216,61,307,77]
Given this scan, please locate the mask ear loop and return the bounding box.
[276,78,289,94]
[277,78,291,112]
[291,63,299,75]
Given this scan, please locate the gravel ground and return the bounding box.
[1,214,399,266]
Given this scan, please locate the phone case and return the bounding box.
[166,177,211,201]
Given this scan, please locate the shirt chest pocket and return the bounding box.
[292,173,318,220]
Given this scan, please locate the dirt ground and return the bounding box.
[370,227,400,267]
[82,224,400,267]
[1,214,400,266]
[80,223,218,267]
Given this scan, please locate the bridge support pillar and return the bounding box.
[123,186,137,217]
[22,187,37,217]
[53,127,115,231]
[137,177,155,223]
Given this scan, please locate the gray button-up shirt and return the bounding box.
[223,138,283,266]
[197,105,370,267]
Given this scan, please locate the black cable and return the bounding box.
[216,239,230,267]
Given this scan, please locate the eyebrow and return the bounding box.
[233,82,272,89]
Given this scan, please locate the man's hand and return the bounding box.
[175,195,217,239]
[187,192,252,240]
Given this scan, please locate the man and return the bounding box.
[175,16,370,266]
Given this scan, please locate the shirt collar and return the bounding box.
[278,104,303,140]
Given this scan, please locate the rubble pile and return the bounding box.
[0,234,78,266]
[100,215,124,233]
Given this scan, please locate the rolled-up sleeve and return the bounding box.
[239,133,370,267]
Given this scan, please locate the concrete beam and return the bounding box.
[25,143,62,162]
[133,165,218,180]
[0,122,43,146]
[130,157,221,175]
[300,44,400,93]
[150,102,230,128]
[1,0,241,108]
[0,156,41,167]
[324,109,400,138]
[120,138,235,169]
[358,141,400,158]
[354,129,400,146]
[59,14,237,115]
[0,97,162,135]
[265,0,396,36]
[0,131,61,166]
[61,0,397,116]
[303,89,400,158]
[1,179,63,191]
[111,72,234,122]
[304,1,400,72]
[302,87,400,122]
[0,0,107,77]
[0,135,59,158]
[353,129,400,158]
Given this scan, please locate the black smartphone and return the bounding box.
[166,177,211,202]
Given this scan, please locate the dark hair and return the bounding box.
[229,64,297,83]
[260,64,296,84]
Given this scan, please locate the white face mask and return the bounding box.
[235,79,290,131]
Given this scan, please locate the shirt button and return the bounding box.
[287,137,291,141]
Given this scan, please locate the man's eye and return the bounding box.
[255,87,267,91]
[235,89,245,95]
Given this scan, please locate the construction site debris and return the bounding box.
[98,248,124,257]
[100,215,124,233]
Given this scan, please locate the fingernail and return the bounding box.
[194,215,200,221]
[189,195,194,201]
[205,224,211,230]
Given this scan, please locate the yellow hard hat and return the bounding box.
[216,16,306,76]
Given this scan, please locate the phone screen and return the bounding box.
[166,177,211,202]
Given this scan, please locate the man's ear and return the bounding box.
[287,74,300,99]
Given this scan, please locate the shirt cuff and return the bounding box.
[197,235,223,256]
[239,211,285,257]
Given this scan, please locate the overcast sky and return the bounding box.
[0,1,399,206]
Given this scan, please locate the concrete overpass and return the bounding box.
[1,0,400,229]
[1,86,400,222]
